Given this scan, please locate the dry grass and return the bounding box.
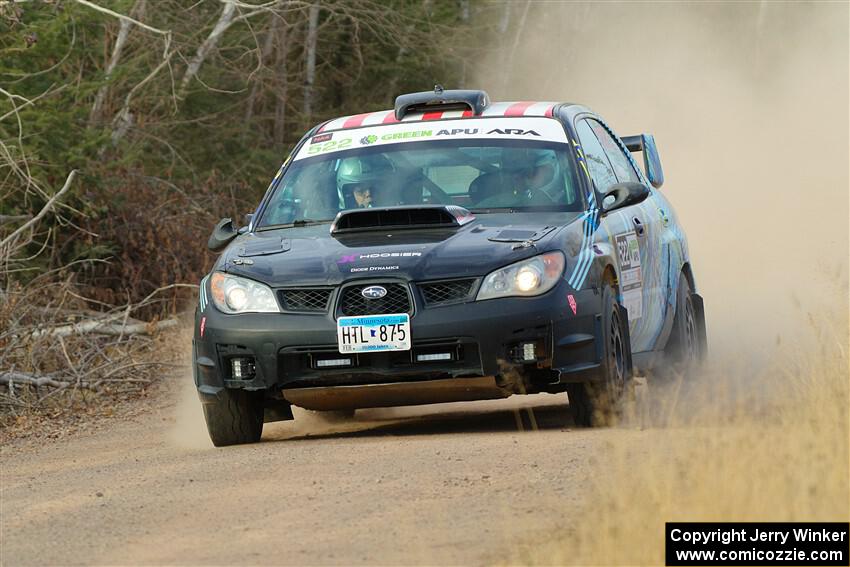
[508,313,849,566]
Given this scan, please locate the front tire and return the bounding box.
[568,279,632,427]
[201,388,264,447]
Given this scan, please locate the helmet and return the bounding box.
[337,155,393,187]
[527,151,560,198]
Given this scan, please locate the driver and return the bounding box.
[352,185,373,208]
[337,155,393,209]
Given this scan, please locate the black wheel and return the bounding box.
[568,279,632,427]
[665,273,700,371]
[201,388,264,447]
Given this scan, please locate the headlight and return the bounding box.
[209,272,279,314]
[476,252,565,300]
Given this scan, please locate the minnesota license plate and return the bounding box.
[337,313,410,353]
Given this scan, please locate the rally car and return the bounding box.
[194,87,707,446]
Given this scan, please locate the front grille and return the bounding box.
[419,278,476,306]
[279,288,333,312]
[338,283,412,316]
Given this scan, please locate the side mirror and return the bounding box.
[599,182,651,214]
[207,218,238,252]
[622,133,664,188]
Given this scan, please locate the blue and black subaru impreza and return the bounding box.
[194,88,707,446]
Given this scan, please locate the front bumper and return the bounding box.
[193,280,603,394]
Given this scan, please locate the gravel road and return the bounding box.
[1,379,612,566]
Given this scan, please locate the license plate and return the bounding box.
[337,313,410,353]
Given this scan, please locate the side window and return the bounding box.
[588,120,641,184]
[575,119,618,192]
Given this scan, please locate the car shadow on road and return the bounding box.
[263,396,578,442]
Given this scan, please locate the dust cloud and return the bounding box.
[474,2,849,564]
[170,367,212,450]
[168,325,212,450]
[478,1,849,355]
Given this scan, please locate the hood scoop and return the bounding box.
[488,226,556,243]
[237,237,291,257]
[330,205,474,235]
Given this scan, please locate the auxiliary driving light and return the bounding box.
[315,358,353,368]
[415,352,453,362]
[231,357,256,380]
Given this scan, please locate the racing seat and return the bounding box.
[468,172,506,206]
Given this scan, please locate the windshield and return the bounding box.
[257,118,582,229]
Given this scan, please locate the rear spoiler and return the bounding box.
[331,205,475,235]
[622,133,664,189]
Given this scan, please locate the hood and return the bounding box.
[218,212,582,287]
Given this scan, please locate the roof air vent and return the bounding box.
[394,88,489,120]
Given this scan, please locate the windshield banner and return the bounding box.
[294,117,569,161]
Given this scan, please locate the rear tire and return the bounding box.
[568,279,632,427]
[201,388,264,447]
[664,273,701,371]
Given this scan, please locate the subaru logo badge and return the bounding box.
[361,285,387,300]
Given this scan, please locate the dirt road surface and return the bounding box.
[4,356,846,566]
[1,381,612,566]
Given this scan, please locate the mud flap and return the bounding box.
[200,385,292,423]
[691,293,708,360]
[264,399,294,423]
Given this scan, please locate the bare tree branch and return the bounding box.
[0,372,91,390]
[0,170,77,251]
[177,1,237,99]
[243,14,279,126]
[302,2,319,122]
[274,16,289,144]
[31,317,178,339]
[0,215,30,225]
[90,0,147,123]
[73,0,171,56]
[108,55,174,148]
